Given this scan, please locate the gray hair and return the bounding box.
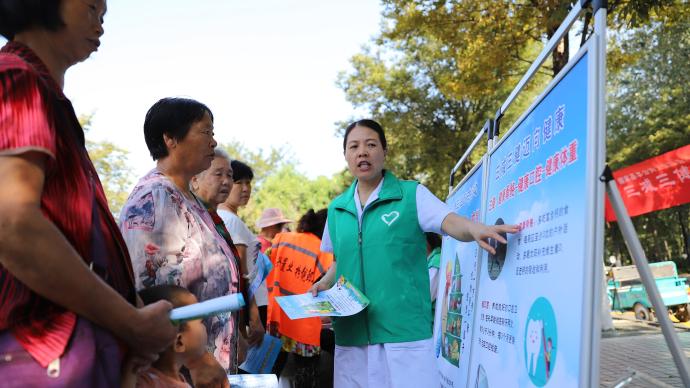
[213,148,232,162]
[193,148,233,183]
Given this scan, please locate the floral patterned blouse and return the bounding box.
[119,169,241,373]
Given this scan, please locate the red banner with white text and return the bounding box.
[605,144,690,222]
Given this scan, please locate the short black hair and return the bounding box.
[0,0,64,40]
[297,208,328,239]
[138,284,194,328]
[343,119,387,152]
[230,160,254,182]
[144,97,214,161]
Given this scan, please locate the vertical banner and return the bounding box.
[468,48,593,388]
[433,161,484,387]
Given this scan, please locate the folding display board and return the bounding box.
[432,2,610,386]
[433,157,486,388]
[466,39,599,388]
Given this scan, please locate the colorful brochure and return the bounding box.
[275,276,369,320]
[169,293,245,324]
[239,334,282,374]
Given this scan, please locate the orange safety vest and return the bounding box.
[266,232,334,346]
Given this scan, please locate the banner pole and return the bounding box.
[590,2,607,386]
[602,166,690,387]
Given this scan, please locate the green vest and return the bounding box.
[327,171,431,346]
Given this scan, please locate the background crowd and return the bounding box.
[0,1,517,387]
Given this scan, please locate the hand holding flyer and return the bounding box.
[275,276,369,320]
[239,334,282,374]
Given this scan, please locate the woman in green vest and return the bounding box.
[309,119,518,388]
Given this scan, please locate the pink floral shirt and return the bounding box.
[120,169,240,373]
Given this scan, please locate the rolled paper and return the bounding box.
[169,293,245,324]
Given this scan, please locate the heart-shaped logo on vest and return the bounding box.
[381,211,400,226]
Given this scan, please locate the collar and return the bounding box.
[1,41,66,100]
[354,175,384,212]
[334,170,403,214]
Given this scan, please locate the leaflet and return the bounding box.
[227,374,278,388]
[275,276,369,320]
[239,334,282,374]
[248,251,273,301]
[169,293,245,324]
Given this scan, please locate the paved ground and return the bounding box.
[600,313,690,387]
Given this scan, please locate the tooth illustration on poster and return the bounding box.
[523,297,558,386]
[526,318,543,376]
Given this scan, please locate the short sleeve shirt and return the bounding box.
[120,170,240,373]
[218,210,269,307]
[0,41,135,367]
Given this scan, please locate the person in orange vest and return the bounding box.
[266,208,333,388]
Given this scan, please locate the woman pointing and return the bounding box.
[310,119,518,388]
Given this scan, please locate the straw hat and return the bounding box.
[256,208,293,229]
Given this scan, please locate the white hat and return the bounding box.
[256,208,293,229]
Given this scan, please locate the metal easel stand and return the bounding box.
[610,368,676,388]
[602,165,690,387]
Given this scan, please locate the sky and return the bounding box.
[3,1,384,180]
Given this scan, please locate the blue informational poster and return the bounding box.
[433,161,484,388]
[467,49,592,388]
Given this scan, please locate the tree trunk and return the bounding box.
[552,33,569,76]
[678,207,690,260]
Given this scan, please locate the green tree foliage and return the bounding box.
[605,4,690,268]
[339,0,686,268]
[80,114,134,216]
[337,1,571,197]
[219,142,349,233]
[338,1,675,197]
[240,165,349,233]
[87,140,135,216]
[607,5,690,168]
[221,140,293,188]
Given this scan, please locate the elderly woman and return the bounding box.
[189,149,247,364]
[119,98,243,385]
[0,1,176,386]
[191,149,236,244]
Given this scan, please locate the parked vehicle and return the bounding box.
[607,261,690,321]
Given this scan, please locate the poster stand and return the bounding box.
[441,0,690,386]
[602,166,690,387]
